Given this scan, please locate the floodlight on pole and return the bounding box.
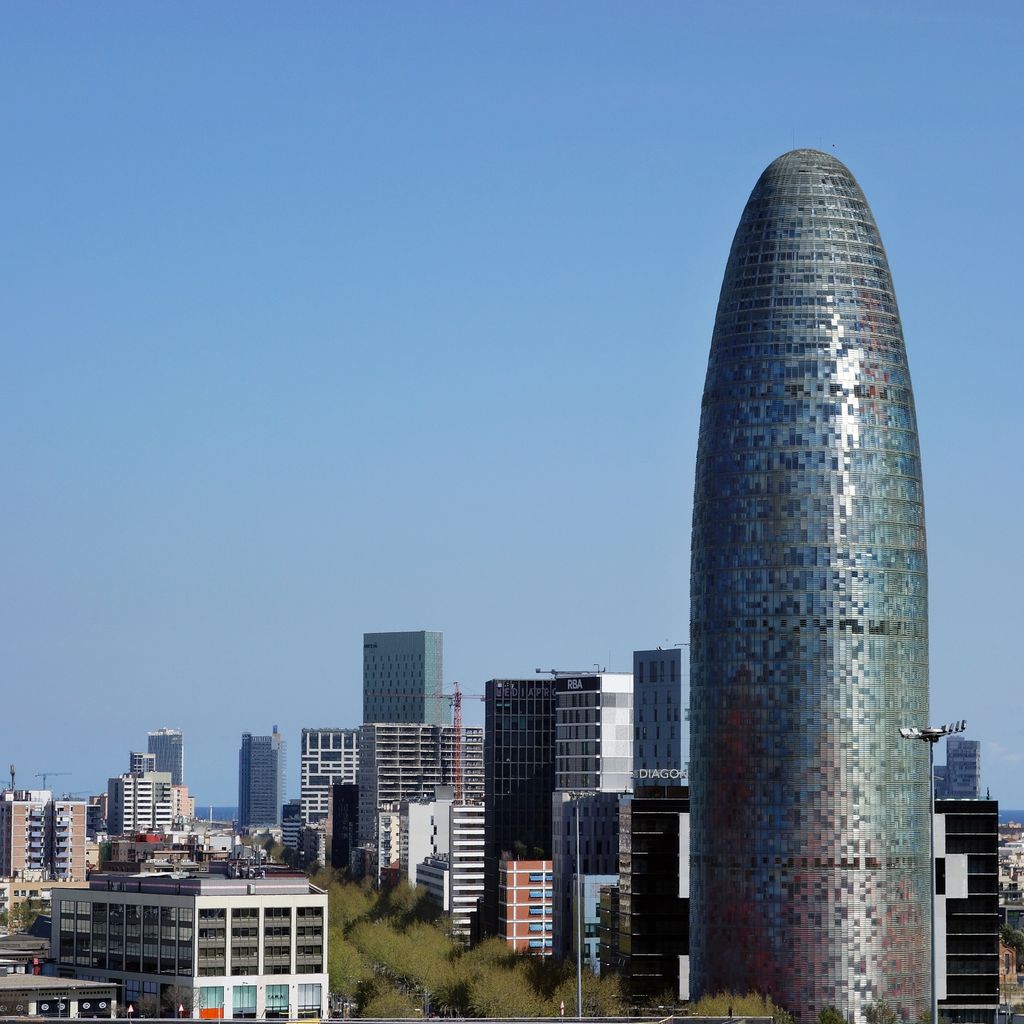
[564,789,589,1020]
[900,717,967,1024]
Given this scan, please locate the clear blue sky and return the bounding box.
[2,2,1021,805]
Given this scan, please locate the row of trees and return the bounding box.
[291,861,960,1021]
[311,869,625,1017]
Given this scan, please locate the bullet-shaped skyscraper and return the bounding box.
[690,150,930,1021]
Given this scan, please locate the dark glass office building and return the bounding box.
[935,799,999,1024]
[600,786,691,1002]
[690,150,930,1020]
[482,678,557,935]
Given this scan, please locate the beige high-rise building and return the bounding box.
[0,790,87,881]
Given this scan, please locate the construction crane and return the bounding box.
[35,771,70,789]
[535,667,607,677]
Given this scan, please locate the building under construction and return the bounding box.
[357,722,483,845]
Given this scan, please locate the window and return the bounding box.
[199,987,224,1015]
[266,985,289,1020]
[233,986,257,1020]
[298,984,322,1020]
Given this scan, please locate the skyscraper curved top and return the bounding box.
[690,150,930,1021]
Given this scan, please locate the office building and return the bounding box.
[238,728,286,829]
[690,149,931,1019]
[326,784,358,871]
[107,773,174,836]
[52,866,327,1019]
[600,786,691,1001]
[937,738,982,800]
[483,678,557,935]
[935,798,999,1024]
[363,630,448,726]
[632,648,687,776]
[147,729,184,786]
[498,859,554,955]
[555,672,633,792]
[357,722,483,844]
[129,752,156,776]
[282,800,302,850]
[0,789,87,881]
[299,728,358,824]
[551,671,633,961]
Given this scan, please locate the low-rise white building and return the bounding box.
[52,867,327,1019]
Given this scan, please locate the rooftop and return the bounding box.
[0,975,116,992]
[87,870,322,897]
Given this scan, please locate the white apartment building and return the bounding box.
[400,787,453,885]
[299,728,359,824]
[52,868,327,1019]
[416,857,450,911]
[406,802,484,942]
[107,773,174,835]
[377,808,402,882]
[449,803,485,941]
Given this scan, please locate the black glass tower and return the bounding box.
[690,150,930,1020]
[482,678,557,935]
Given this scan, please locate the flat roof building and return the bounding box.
[299,727,358,824]
[363,630,448,726]
[148,729,184,787]
[483,679,557,936]
[632,648,687,776]
[0,975,117,1019]
[52,867,327,1020]
[238,727,286,829]
[0,789,87,882]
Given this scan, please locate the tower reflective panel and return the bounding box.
[690,150,930,1021]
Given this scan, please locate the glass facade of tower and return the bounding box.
[690,150,930,1021]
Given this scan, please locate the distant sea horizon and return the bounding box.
[1001,809,1024,824]
[197,805,237,821]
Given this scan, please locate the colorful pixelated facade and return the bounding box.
[690,149,930,1021]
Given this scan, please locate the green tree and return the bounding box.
[8,901,40,933]
[359,984,420,1018]
[1001,924,1024,961]
[689,990,793,1024]
[865,1000,900,1024]
[819,1006,847,1024]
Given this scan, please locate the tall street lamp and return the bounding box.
[899,719,967,1024]
[565,790,588,1020]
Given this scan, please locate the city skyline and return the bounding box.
[2,4,1021,805]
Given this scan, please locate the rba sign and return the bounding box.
[634,768,687,781]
